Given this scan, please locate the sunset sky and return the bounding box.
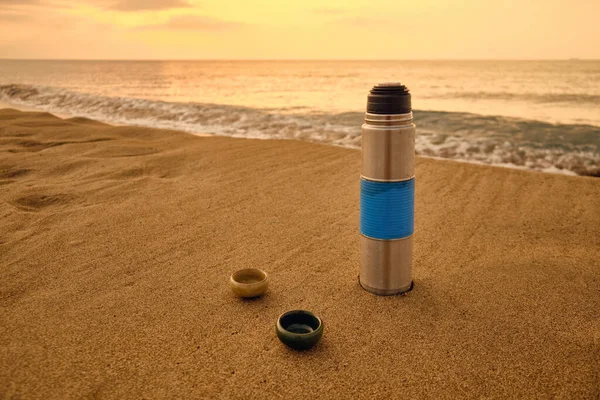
[1,0,599,59]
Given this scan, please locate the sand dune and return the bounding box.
[0,108,598,399]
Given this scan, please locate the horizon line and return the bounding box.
[0,58,597,62]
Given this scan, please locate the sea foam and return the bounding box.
[1,83,598,177]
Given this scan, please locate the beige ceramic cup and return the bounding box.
[229,268,268,298]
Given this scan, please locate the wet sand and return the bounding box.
[1,108,599,399]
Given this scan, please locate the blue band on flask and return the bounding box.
[360,178,414,240]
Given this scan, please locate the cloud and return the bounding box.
[0,0,54,21]
[138,15,245,31]
[0,0,41,4]
[0,9,88,28]
[0,0,81,11]
[0,0,42,12]
[0,11,30,19]
[107,0,191,12]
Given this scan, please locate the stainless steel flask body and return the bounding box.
[359,83,415,295]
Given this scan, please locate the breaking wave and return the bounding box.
[434,91,600,106]
[1,83,598,177]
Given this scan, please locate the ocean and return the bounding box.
[1,60,598,176]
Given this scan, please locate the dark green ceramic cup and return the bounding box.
[276,310,323,350]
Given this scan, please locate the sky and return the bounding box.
[0,0,599,60]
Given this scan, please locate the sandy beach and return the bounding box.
[1,108,599,398]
